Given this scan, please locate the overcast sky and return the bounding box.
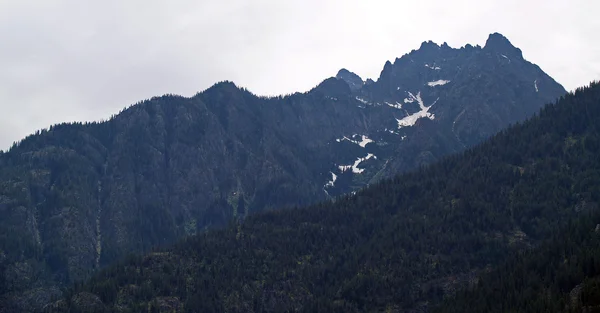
[0,0,598,150]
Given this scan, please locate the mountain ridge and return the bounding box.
[0,33,567,311]
[50,81,600,313]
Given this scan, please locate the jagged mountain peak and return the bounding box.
[399,33,521,59]
[379,60,394,78]
[419,40,441,50]
[336,68,360,79]
[363,32,561,105]
[335,68,364,91]
[462,43,478,50]
[485,32,512,46]
[484,32,523,58]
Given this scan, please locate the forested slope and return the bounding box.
[434,211,600,313]
[48,83,600,312]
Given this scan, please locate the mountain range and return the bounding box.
[0,33,566,311]
[49,82,600,312]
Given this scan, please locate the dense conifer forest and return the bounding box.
[434,211,600,312]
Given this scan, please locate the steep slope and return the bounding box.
[343,33,566,181]
[0,33,566,310]
[292,33,565,197]
[50,82,600,312]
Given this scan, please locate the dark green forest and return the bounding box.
[42,82,600,312]
[434,211,600,313]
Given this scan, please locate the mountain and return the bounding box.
[48,82,600,312]
[0,33,565,310]
[314,32,565,195]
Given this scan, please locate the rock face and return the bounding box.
[0,33,566,311]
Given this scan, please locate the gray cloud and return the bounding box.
[1,0,598,150]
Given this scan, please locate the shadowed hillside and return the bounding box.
[47,82,599,312]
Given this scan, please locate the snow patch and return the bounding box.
[357,136,373,147]
[385,128,399,135]
[338,164,352,172]
[427,80,450,87]
[500,54,511,63]
[355,97,383,107]
[338,153,377,174]
[336,135,374,148]
[396,92,437,129]
[534,80,539,92]
[356,97,370,104]
[325,172,337,187]
[385,101,403,109]
[425,64,441,70]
